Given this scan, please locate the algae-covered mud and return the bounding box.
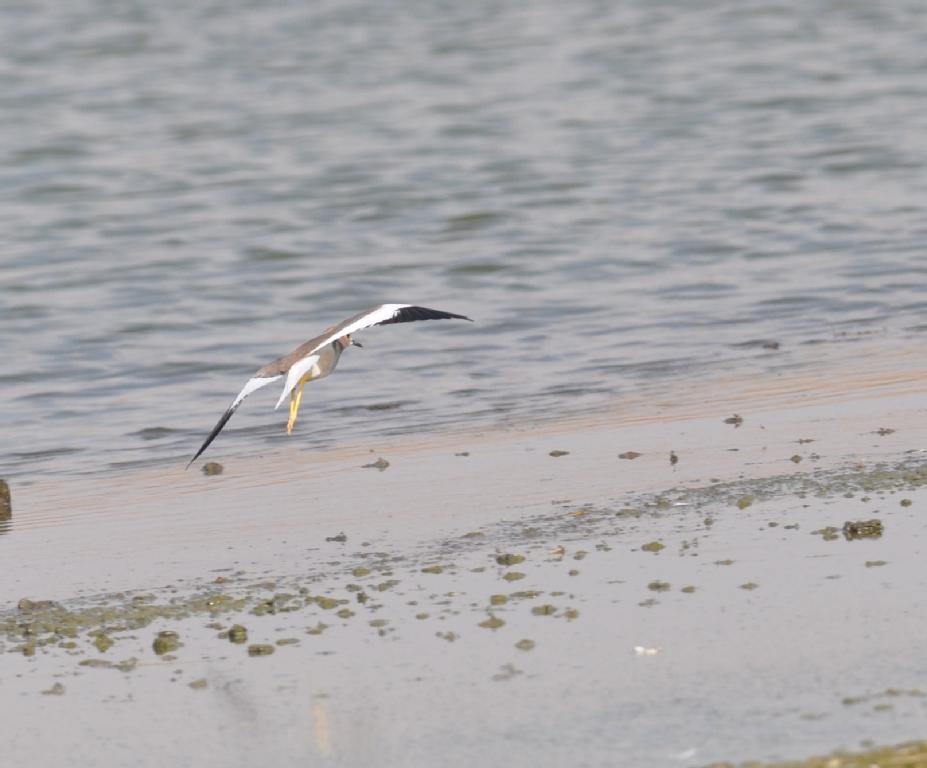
[3,361,927,767]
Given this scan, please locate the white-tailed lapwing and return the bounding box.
[187,304,471,468]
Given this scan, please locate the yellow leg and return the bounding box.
[286,375,310,435]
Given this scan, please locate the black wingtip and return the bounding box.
[186,407,235,470]
[379,306,473,326]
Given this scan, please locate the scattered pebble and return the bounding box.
[669,451,678,466]
[247,644,275,656]
[515,639,535,651]
[736,495,755,509]
[496,554,525,566]
[549,450,569,457]
[201,462,223,476]
[479,616,505,630]
[790,454,803,463]
[619,451,641,460]
[228,625,248,644]
[641,541,665,553]
[724,414,744,427]
[188,679,208,690]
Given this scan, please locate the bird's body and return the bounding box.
[187,303,471,468]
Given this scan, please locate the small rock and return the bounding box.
[724,414,744,427]
[153,631,180,656]
[736,495,755,510]
[549,450,569,457]
[790,454,802,463]
[669,451,678,466]
[843,519,883,540]
[202,462,223,476]
[495,554,525,566]
[188,679,208,690]
[228,625,248,644]
[362,457,390,471]
[619,451,641,460]
[515,639,535,651]
[641,541,665,553]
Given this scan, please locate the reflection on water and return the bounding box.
[4,0,927,477]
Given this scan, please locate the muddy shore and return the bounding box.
[3,344,927,767]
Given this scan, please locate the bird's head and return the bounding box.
[339,334,362,350]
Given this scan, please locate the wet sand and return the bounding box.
[3,341,927,767]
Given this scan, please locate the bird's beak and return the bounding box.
[352,340,363,348]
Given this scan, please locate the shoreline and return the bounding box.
[2,343,927,767]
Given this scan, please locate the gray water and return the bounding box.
[4,0,927,478]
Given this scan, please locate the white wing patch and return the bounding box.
[305,303,409,357]
[274,354,320,410]
[232,375,282,409]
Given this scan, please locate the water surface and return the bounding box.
[3,0,927,476]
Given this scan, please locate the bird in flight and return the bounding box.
[187,303,471,468]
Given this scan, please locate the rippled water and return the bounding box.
[4,0,927,477]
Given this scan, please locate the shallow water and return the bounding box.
[4,1,927,477]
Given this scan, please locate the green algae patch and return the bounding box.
[479,616,505,630]
[641,541,665,553]
[736,495,755,510]
[152,631,180,656]
[515,639,535,651]
[531,604,556,616]
[709,739,927,768]
[502,572,526,582]
[227,624,248,644]
[79,657,137,672]
[336,608,355,619]
[490,594,508,606]
[842,519,883,540]
[247,644,275,657]
[0,479,12,520]
[496,553,525,566]
[351,567,371,578]
[314,596,346,610]
[812,527,840,541]
[91,632,114,653]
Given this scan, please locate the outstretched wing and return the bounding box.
[186,374,282,468]
[304,304,472,357]
[269,304,472,408]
